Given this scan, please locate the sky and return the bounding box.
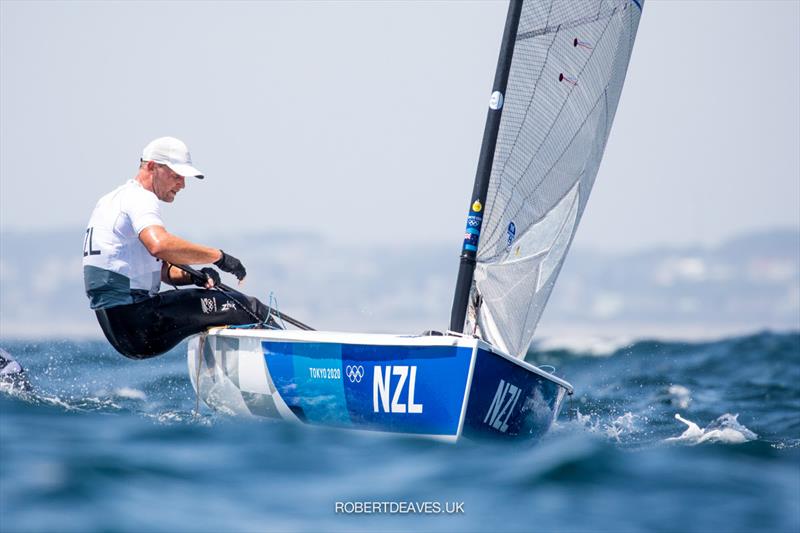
[1,0,798,253]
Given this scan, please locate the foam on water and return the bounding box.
[112,387,147,401]
[566,409,640,444]
[666,413,759,445]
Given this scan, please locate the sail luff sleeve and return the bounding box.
[449,0,524,333]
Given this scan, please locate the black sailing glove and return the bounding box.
[214,250,247,281]
[192,267,221,288]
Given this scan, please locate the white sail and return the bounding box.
[467,0,643,358]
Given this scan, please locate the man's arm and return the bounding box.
[139,225,222,265]
[141,225,247,283]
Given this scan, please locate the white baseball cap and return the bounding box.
[141,136,204,179]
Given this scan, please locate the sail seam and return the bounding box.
[516,4,623,41]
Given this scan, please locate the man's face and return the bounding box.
[153,164,186,203]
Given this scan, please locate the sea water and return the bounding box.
[1,331,798,532]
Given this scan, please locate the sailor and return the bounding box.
[83,136,273,359]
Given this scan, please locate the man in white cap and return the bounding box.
[83,136,274,359]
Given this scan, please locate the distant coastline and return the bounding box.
[1,227,797,340]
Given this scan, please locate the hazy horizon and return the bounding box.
[2,225,797,340]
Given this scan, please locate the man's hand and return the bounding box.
[214,250,247,281]
[192,267,221,289]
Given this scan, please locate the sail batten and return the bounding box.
[459,0,643,358]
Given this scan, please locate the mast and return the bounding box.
[449,0,523,333]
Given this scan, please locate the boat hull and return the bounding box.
[188,329,571,442]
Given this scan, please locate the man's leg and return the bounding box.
[96,289,271,359]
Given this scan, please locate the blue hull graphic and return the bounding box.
[264,341,473,435]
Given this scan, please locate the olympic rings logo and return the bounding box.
[345,365,365,383]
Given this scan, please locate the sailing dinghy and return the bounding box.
[188,0,643,441]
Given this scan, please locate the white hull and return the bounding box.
[188,328,572,441]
